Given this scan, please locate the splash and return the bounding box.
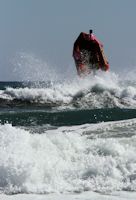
[2,54,136,109]
[0,70,116,105]
[0,70,136,109]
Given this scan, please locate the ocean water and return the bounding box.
[1,70,136,200]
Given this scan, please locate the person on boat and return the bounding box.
[73,30,109,76]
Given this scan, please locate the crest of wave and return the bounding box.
[12,52,118,87]
[3,70,120,107]
[10,52,136,108]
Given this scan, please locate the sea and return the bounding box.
[1,68,136,200]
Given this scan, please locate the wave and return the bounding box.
[1,72,136,109]
[0,119,136,194]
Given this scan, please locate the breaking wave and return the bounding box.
[1,71,136,109]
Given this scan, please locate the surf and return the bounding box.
[0,71,136,110]
[0,119,136,194]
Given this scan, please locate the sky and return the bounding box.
[0,0,136,81]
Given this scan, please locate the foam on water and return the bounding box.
[2,191,136,200]
[0,119,136,194]
[1,71,136,109]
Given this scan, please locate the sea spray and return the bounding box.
[0,71,136,109]
[12,52,58,82]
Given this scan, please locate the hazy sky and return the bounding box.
[0,0,136,80]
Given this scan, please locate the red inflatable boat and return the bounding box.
[73,30,109,76]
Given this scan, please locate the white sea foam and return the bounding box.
[1,191,136,200]
[1,71,136,108]
[0,119,136,195]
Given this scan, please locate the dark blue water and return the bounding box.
[0,80,136,126]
